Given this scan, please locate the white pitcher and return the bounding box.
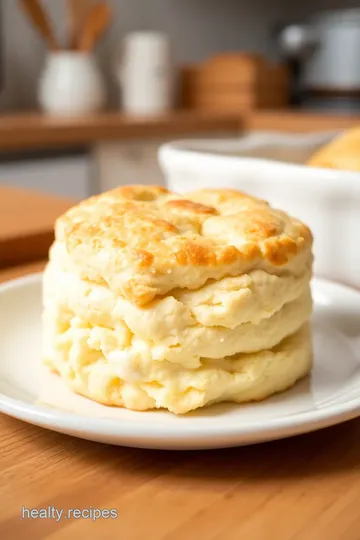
[39,52,106,116]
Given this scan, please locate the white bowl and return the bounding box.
[159,131,360,290]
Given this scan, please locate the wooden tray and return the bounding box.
[0,186,73,268]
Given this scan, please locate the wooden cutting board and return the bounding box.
[0,186,73,268]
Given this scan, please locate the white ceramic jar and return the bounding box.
[116,32,173,115]
[39,52,106,116]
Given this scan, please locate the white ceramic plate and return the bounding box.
[0,273,360,450]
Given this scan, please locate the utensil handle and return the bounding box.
[67,0,93,50]
[19,0,59,51]
[77,2,112,52]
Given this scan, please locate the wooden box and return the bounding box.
[180,53,289,112]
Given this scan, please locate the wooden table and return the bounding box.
[1,197,360,540]
[0,187,73,267]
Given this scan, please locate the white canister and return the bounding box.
[116,32,174,115]
[39,52,106,116]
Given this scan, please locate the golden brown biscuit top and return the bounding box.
[308,127,360,171]
[54,185,312,305]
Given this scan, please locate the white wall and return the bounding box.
[0,0,358,110]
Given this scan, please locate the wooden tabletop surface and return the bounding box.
[0,186,73,267]
[1,193,360,540]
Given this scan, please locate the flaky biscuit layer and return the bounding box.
[44,261,311,365]
[43,304,312,415]
[55,186,312,305]
[43,264,312,414]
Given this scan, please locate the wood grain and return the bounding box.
[246,110,360,132]
[0,259,46,282]
[0,187,73,267]
[0,261,360,539]
[180,57,289,112]
[0,111,241,152]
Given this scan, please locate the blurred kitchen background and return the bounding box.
[0,0,360,200]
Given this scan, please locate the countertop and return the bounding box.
[1,189,360,540]
[1,109,360,152]
[0,186,73,267]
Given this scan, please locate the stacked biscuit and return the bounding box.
[43,185,313,414]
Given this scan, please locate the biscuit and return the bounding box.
[44,261,312,367]
[308,127,360,171]
[43,287,312,413]
[43,185,313,414]
[55,185,312,305]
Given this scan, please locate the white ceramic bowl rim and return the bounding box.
[159,131,360,192]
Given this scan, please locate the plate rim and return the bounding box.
[0,272,360,446]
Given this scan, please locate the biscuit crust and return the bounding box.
[308,128,360,171]
[55,185,312,305]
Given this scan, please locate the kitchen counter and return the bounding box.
[0,186,73,267]
[0,110,241,151]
